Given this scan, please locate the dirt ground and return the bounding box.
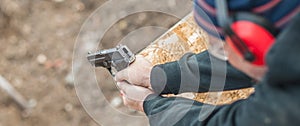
[0,0,188,126]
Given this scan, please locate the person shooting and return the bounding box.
[114,0,300,125]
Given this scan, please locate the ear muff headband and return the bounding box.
[215,0,256,62]
[215,0,276,65]
[215,0,229,27]
[233,12,278,36]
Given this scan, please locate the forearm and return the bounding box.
[143,94,245,126]
[150,51,254,94]
[144,94,210,126]
[143,83,298,126]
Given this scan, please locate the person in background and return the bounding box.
[116,0,300,125]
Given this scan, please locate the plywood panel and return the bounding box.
[140,13,254,105]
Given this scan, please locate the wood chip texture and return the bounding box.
[139,13,254,105]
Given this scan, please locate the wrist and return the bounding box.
[142,94,163,115]
[147,66,153,89]
[140,93,153,112]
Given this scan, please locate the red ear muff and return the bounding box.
[227,21,275,66]
[215,0,277,66]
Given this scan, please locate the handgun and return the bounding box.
[87,45,135,75]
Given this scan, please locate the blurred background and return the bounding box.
[0,0,184,125]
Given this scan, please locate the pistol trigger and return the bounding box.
[108,68,114,76]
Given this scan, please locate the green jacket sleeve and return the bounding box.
[144,83,300,126]
[150,51,254,94]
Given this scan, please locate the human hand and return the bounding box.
[115,55,153,88]
[117,81,154,112]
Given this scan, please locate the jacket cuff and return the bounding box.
[143,94,162,116]
[150,61,181,94]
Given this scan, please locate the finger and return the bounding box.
[120,90,125,96]
[136,55,151,64]
[117,81,131,94]
[115,68,129,82]
[122,95,134,108]
[135,55,144,59]
[122,95,143,112]
[122,95,128,106]
[122,95,136,106]
[122,96,138,110]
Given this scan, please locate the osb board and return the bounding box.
[139,13,254,105]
